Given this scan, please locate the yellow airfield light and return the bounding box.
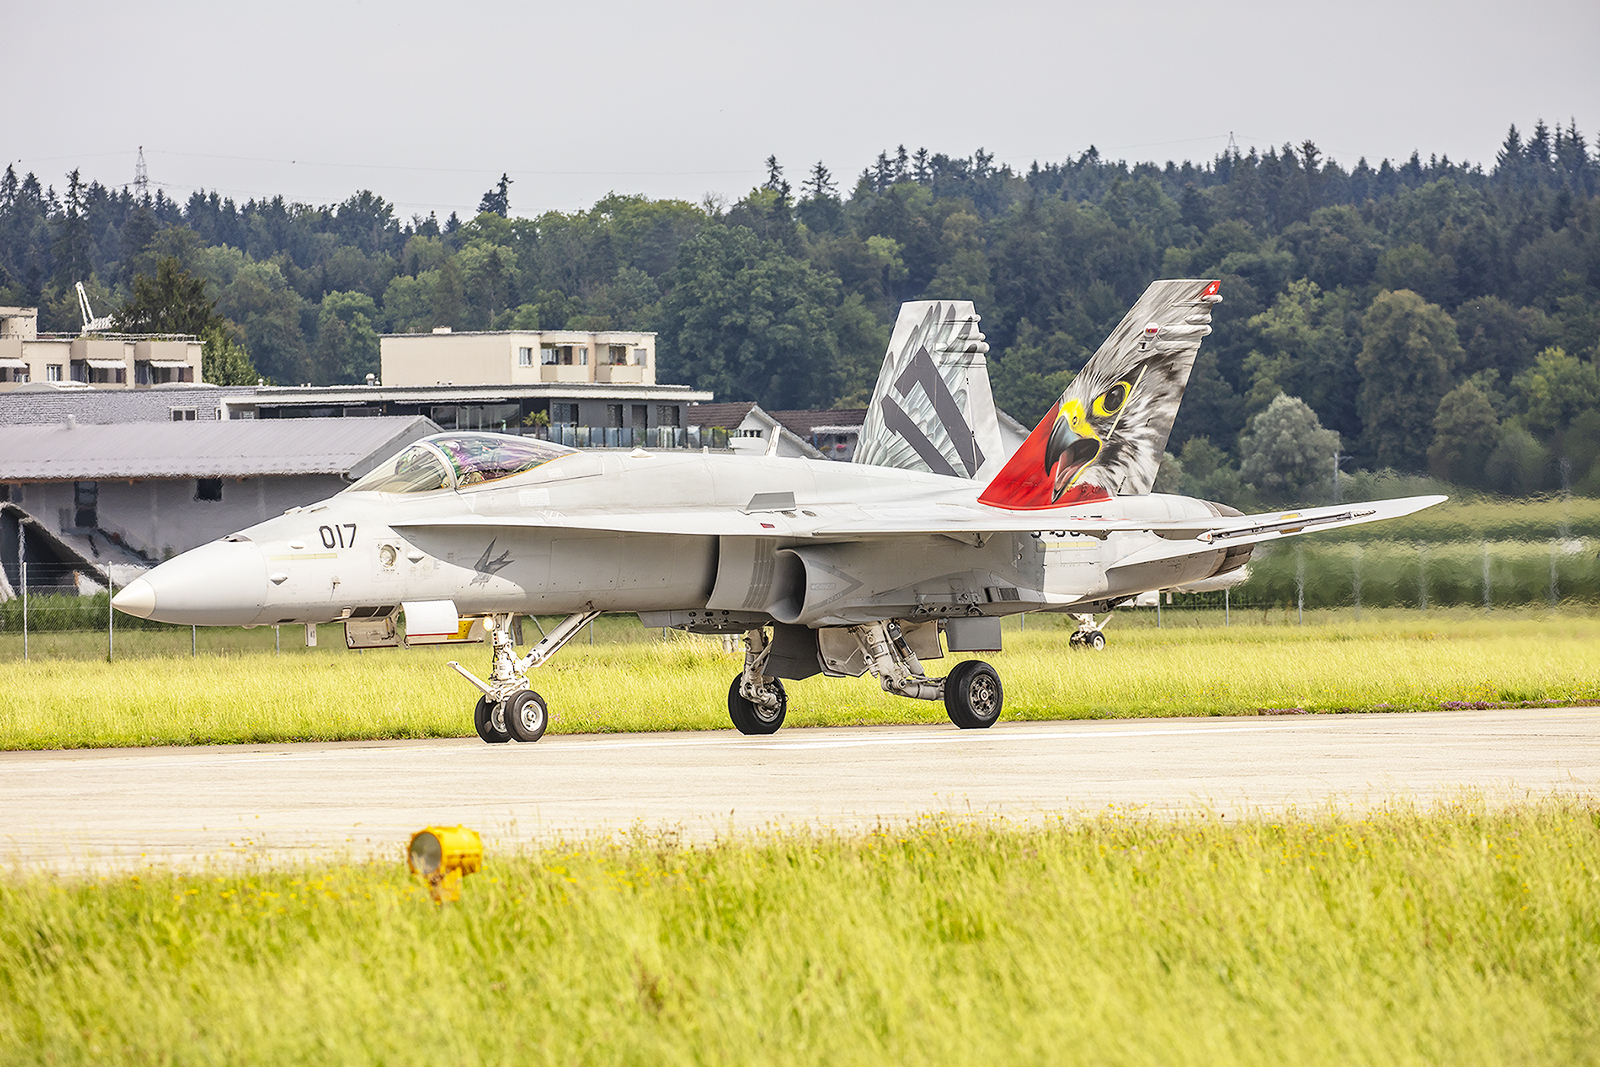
[408,825,483,902]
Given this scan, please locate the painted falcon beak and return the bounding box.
[1045,399,1101,500]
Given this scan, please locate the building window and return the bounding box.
[551,402,577,424]
[633,348,648,367]
[541,346,558,365]
[606,404,623,429]
[608,344,628,365]
[47,364,61,381]
[171,408,197,421]
[196,478,223,502]
[73,481,97,528]
[518,346,533,367]
[657,405,680,428]
[577,347,588,366]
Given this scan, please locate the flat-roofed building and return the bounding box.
[381,328,656,388]
[0,307,203,392]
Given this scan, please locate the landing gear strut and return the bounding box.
[451,610,599,743]
[728,628,787,735]
[852,620,1003,730]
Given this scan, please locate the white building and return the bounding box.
[381,328,656,388]
[0,307,203,391]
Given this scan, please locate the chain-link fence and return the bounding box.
[4,538,1596,662]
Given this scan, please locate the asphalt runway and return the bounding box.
[2,707,1597,871]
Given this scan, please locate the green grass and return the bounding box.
[0,611,1596,750]
[2,804,1596,1065]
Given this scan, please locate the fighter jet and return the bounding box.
[113,279,1442,743]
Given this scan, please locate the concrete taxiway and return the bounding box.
[2,707,1596,870]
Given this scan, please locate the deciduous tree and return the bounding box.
[1357,289,1463,470]
[1239,393,1341,503]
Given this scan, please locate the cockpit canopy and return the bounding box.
[347,433,575,494]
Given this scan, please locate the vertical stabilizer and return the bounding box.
[853,300,1006,480]
[979,279,1221,509]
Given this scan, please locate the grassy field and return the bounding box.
[1,804,1595,1065]
[0,610,1596,750]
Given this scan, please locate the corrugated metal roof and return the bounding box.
[0,416,439,481]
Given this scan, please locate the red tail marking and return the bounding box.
[977,408,1110,510]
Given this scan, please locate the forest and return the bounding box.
[2,118,1598,504]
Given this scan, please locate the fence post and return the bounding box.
[1352,544,1362,621]
[1224,587,1230,627]
[1295,544,1304,626]
[19,523,26,662]
[1418,543,1428,612]
[274,624,280,654]
[192,624,197,657]
[1549,540,1560,607]
[107,573,114,663]
[1482,541,1492,612]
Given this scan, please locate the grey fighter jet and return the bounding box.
[113,279,1442,743]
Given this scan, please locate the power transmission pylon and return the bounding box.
[134,146,149,202]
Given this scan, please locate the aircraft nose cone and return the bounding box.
[111,578,157,619]
[121,539,268,626]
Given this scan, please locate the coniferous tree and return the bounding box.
[477,174,513,217]
[114,257,223,335]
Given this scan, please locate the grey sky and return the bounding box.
[7,0,1597,220]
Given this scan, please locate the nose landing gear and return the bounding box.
[452,610,598,743]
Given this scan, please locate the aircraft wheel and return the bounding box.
[728,675,787,735]
[474,696,512,744]
[944,660,1003,729]
[1088,630,1106,651]
[505,690,549,743]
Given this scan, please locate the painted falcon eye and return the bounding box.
[1093,380,1132,418]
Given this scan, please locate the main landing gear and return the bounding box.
[452,610,599,743]
[726,620,1004,736]
[729,628,788,735]
[1067,612,1109,651]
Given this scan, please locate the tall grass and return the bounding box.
[0,612,1595,750]
[1,804,1595,1065]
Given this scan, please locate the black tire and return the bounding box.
[1088,631,1106,651]
[944,660,1003,729]
[505,690,549,742]
[727,675,787,735]
[474,696,512,744]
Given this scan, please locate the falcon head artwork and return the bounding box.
[979,279,1221,510]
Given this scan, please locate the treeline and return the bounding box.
[2,118,1598,498]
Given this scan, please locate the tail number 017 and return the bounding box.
[319,524,357,549]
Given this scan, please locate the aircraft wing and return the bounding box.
[1104,496,1447,572]
[392,495,1445,542]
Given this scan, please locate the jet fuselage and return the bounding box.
[116,447,1238,630]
